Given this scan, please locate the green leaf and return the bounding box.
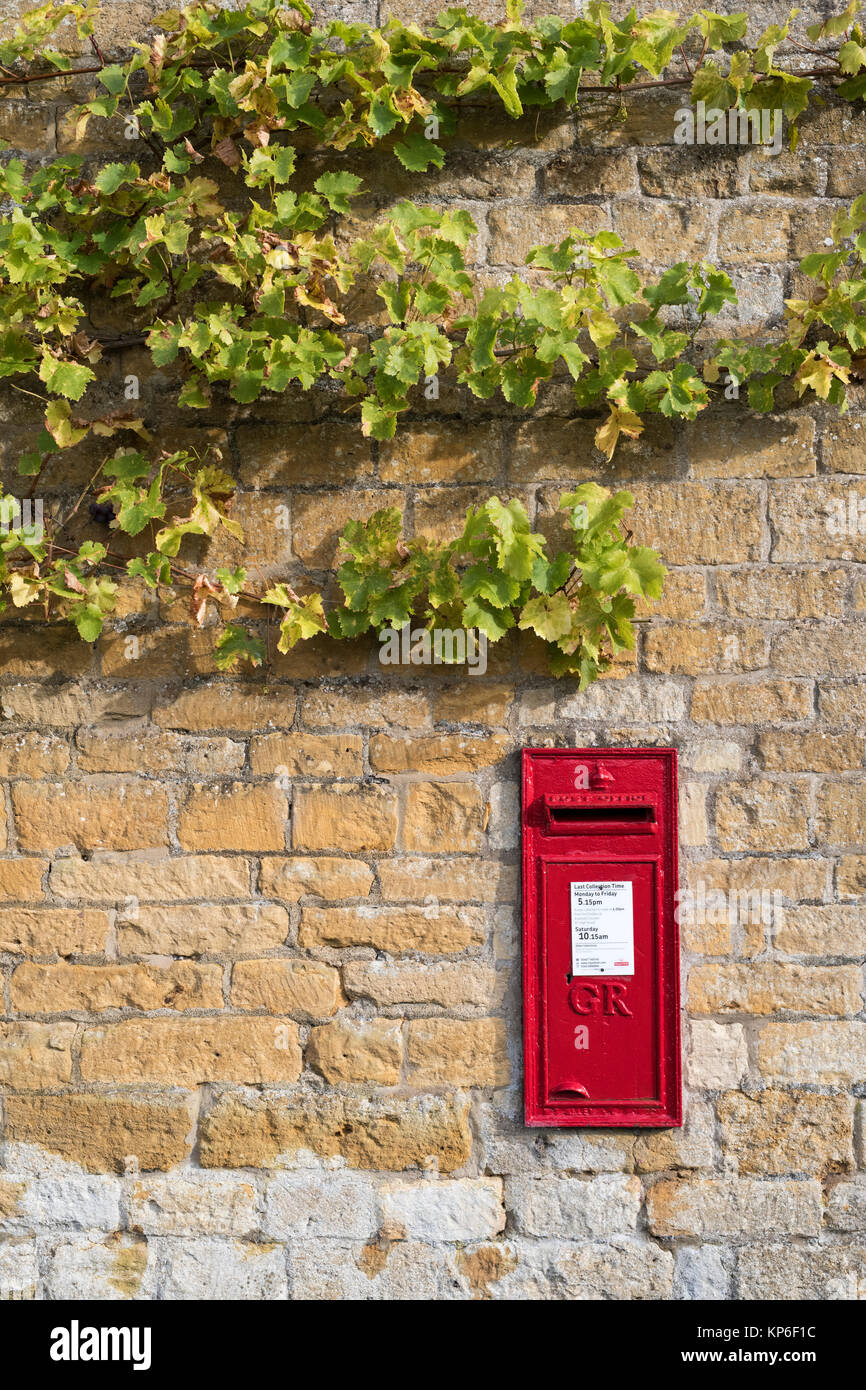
[839,39,866,75]
[98,64,129,96]
[94,162,140,195]
[275,593,328,652]
[314,170,364,214]
[71,604,106,642]
[38,355,94,401]
[361,397,398,439]
[697,11,749,48]
[44,399,88,449]
[518,592,573,641]
[393,129,445,171]
[214,623,265,670]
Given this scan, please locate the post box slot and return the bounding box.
[541,794,657,834]
[523,748,681,1128]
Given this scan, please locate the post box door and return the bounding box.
[522,748,681,1128]
[542,859,659,1106]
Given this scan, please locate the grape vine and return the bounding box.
[0,0,864,676]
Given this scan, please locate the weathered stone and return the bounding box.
[407,1018,509,1086]
[688,414,815,478]
[293,489,404,566]
[1,1175,121,1233]
[258,855,374,902]
[839,856,866,898]
[506,1175,641,1238]
[488,203,610,264]
[9,961,223,1013]
[0,908,109,956]
[547,149,635,197]
[80,1017,302,1084]
[343,960,496,1009]
[12,782,169,852]
[738,1244,866,1299]
[0,732,69,778]
[485,780,521,850]
[496,1235,674,1300]
[718,1090,854,1175]
[432,682,513,727]
[235,421,373,486]
[717,568,847,619]
[306,1016,403,1084]
[825,1183,866,1232]
[633,1101,715,1173]
[380,423,503,483]
[402,782,485,852]
[293,785,398,852]
[4,1093,193,1173]
[772,624,866,676]
[0,859,47,902]
[540,1130,635,1175]
[302,687,430,729]
[686,1021,749,1090]
[177,782,287,852]
[0,1240,38,1299]
[819,681,866,727]
[264,1172,379,1239]
[679,783,708,847]
[646,1179,822,1238]
[715,780,810,852]
[376,856,516,902]
[614,199,714,262]
[822,411,866,472]
[673,1246,731,1301]
[300,903,485,954]
[645,623,767,675]
[128,1174,258,1237]
[160,1240,287,1301]
[0,685,151,727]
[685,855,830,904]
[559,677,685,723]
[370,733,511,773]
[691,678,813,724]
[232,959,343,1020]
[750,150,821,197]
[382,1178,505,1241]
[758,1021,866,1085]
[689,963,861,1017]
[815,779,866,848]
[775,904,866,958]
[118,903,288,957]
[289,1236,460,1300]
[628,483,763,564]
[42,1235,158,1301]
[200,1092,472,1173]
[0,1022,75,1088]
[757,732,863,772]
[49,854,252,903]
[250,733,363,778]
[154,683,296,731]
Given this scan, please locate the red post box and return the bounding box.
[522,747,681,1128]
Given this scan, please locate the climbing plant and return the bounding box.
[0,0,865,674]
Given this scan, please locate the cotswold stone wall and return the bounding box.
[0,0,865,1301]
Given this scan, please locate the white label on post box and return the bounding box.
[570,880,634,976]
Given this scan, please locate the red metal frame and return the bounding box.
[522,746,682,1128]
